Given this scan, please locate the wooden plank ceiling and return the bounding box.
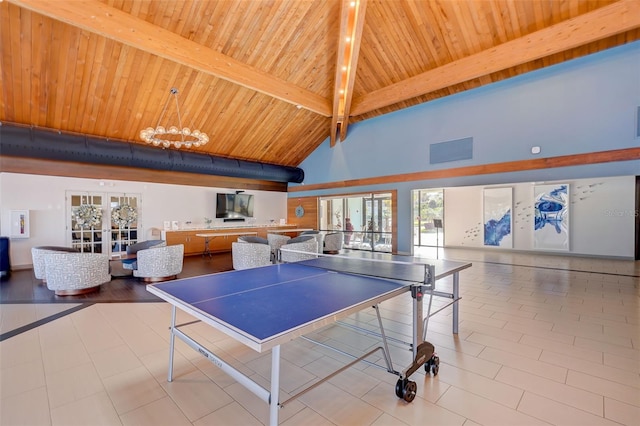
[1,0,639,168]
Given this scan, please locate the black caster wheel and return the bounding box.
[424,358,432,373]
[395,378,417,403]
[425,355,440,375]
[431,355,440,376]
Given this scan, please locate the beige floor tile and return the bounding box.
[518,391,620,425]
[552,322,633,347]
[368,412,409,426]
[0,328,42,369]
[495,366,603,415]
[519,334,603,363]
[102,365,167,415]
[140,347,198,383]
[280,407,335,426]
[194,401,263,426]
[435,364,523,409]
[298,381,382,425]
[539,349,640,389]
[566,370,640,407]
[362,381,466,426]
[37,316,83,351]
[50,390,122,426]
[466,332,542,360]
[41,340,92,375]
[504,320,576,344]
[437,386,546,425]
[575,336,640,360]
[0,386,51,426]
[435,346,502,378]
[247,352,317,395]
[120,395,192,426]
[0,304,37,333]
[70,306,125,354]
[160,368,234,421]
[90,343,144,379]
[0,358,46,399]
[604,397,640,426]
[426,331,485,357]
[45,361,104,409]
[603,352,640,374]
[302,353,382,398]
[34,303,82,320]
[477,346,567,382]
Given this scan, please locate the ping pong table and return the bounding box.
[147,253,471,425]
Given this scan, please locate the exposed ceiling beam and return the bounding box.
[330,1,352,147]
[339,0,366,143]
[9,0,333,117]
[330,0,367,147]
[350,0,640,116]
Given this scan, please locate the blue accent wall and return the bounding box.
[293,41,640,253]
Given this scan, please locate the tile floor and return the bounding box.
[1,248,638,425]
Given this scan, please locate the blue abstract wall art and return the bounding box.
[483,188,512,247]
[534,183,569,250]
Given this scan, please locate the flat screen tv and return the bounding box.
[216,193,255,219]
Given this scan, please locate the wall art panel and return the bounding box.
[483,188,512,247]
[533,183,569,250]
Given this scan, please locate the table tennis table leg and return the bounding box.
[168,306,177,382]
[270,345,281,426]
[453,272,459,334]
[412,286,424,359]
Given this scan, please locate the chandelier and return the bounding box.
[139,88,209,149]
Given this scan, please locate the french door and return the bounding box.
[67,191,141,255]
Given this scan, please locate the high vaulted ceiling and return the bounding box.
[2,0,639,168]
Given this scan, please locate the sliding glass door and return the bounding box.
[319,192,393,252]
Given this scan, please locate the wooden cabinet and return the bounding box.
[163,231,203,255]
[162,225,301,256]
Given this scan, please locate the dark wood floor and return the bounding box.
[0,253,233,304]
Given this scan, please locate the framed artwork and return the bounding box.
[10,210,30,238]
[534,183,569,250]
[483,188,512,247]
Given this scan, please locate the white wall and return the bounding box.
[443,175,636,257]
[0,173,288,267]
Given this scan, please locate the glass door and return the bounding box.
[68,192,107,253]
[109,194,140,255]
[319,192,393,252]
[67,192,141,255]
[362,194,392,252]
[412,189,444,257]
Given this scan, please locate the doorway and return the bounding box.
[67,191,141,255]
[319,192,393,252]
[412,189,444,257]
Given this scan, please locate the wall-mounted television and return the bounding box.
[216,193,255,219]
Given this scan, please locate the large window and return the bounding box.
[319,192,393,252]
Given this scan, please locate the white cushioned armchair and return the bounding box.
[232,242,272,270]
[122,240,166,270]
[43,252,111,296]
[133,244,184,282]
[323,232,343,254]
[267,233,290,262]
[32,246,79,282]
[279,236,318,263]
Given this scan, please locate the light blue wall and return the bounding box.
[293,41,640,253]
